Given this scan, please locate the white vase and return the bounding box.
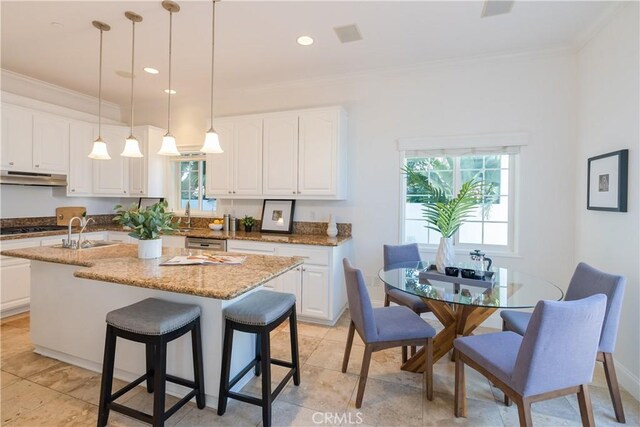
[326,215,338,237]
[138,238,162,259]
[435,237,454,274]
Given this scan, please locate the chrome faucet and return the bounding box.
[184,200,191,229]
[78,217,96,248]
[63,216,82,249]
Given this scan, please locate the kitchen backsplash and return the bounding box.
[2,215,352,237]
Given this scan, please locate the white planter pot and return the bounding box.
[326,214,338,237]
[138,238,162,259]
[435,237,454,274]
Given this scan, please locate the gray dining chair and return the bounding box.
[342,258,436,407]
[383,244,432,362]
[500,262,626,423]
[455,295,607,427]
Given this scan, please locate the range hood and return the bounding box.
[0,170,67,187]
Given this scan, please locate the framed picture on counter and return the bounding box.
[260,199,296,234]
[587,149,628,212]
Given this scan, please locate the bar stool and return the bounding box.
[98,298,206,427]
[217,290,300,427]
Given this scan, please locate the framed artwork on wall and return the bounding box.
[587,149,628,212]
[260,199,296,233]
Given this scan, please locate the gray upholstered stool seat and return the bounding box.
[224,290,296,326]
[106,298,201,336]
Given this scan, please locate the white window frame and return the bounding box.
[396,133,527,256]
[171,150,216,216]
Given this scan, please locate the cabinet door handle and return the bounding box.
[124,190,127,194]
[71,189,75,192]
[140,191,143,194]
[292,191,296,194]
[228,191,232,194]
[9,162,14,165]
[35,164,40,168]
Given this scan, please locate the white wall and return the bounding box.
[150,51,580,306]
[576,3,639,399]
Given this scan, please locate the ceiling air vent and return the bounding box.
[334,24,363,44]
[481,0,515,18]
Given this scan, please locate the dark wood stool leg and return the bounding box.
[402,346,408,363]
[98,325,117,427]
[255,333,262,376]
[191,319,206,409]
[602,352,626,423]
[289,307,300,386]
[260,330,272,427]
[217,320,234,416]
[145,343,155,393]
[152,337,167,427]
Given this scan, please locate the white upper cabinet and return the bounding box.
[298,108,347,198]
[210,106,347,200]
[32,113,69,174]
[92,125,129,196]
[1,104,33,171]
[129,126,166,197]
[68,121,95,195]
[206,117,262,197]
[263,113,299,196]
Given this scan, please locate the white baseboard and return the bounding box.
[615,358,640,402]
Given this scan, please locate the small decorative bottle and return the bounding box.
[326,215,338,237]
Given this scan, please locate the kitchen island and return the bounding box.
[1,244,303,408]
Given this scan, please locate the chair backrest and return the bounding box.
[512,295,607,397]
[565,262,626,353]
[383,243,421,269]
[343,258,377,343]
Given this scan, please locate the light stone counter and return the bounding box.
[1,244,302,300]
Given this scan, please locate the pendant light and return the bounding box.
[158,1,181,156]
[200,0,223,154]
[121,12,144,158]
[88,21,111,160]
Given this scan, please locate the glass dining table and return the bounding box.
[378,262,564,373]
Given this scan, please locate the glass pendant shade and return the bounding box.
[121,136,143,157]
[88,138,111,160]
[200,128,223,153]
[158,133,180,156]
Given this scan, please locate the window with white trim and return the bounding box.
[173,153,216,213]
[402,149,517,251]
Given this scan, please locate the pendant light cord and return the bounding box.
[209,0,215,129]
[98,28,103,138]
[129,20,136,137]
[167,10,173,134]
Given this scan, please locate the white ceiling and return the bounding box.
[2,1,614,108]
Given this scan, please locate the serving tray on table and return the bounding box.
[419,267,496,288]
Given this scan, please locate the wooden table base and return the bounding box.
[401,299,497,372]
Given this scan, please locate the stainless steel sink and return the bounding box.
[52,240,120,250]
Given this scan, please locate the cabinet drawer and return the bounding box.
[276,246,329,266]
[227,240,276,255]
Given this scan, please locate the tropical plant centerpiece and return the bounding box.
[403,165,492,273]
[242,215,256,232]
[113,200,178,259]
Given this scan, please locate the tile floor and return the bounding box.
[1,311,639,426]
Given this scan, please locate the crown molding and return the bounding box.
[574,2,628,51]
[1,69,122,121]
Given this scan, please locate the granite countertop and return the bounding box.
[0,225,351,246]
[1,244,303,300]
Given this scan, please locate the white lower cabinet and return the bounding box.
[227,239,350,325]
[0,238,40,317]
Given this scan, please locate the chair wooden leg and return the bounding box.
[355,345,373,409]
[98,325,117,427]
[454,351,466,417]
[342,321,355,373]
[145,343,155,393]
[384,293,390,307]
[401,346,408,363]
[217,321,234,416]
[289,308,301,386]
[260,331,272,427]
[504,392,512,407]
[191,319,206,409]
[602,352,626,423]
[152,338,167,427]
[517,397,533,427]
[577,384,595,427]
[410,346,417,356]
[425,338,433,401]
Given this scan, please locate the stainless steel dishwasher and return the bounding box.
[185,237,226,251]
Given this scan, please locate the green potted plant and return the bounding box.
[113,200,178,259]
[403,166,493,273]
[242,215,256,233]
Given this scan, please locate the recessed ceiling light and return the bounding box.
[296,36,314,46]
[115,70,134,79]
[144,67,159,74]
[164,89,176,94]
